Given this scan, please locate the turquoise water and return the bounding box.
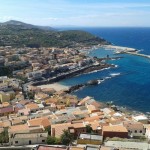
[59,28,150,113]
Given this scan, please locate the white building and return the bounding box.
[9,132,48,146]
[123,121,145,137]
[132,115,148,124]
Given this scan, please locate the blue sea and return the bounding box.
[59,27,150,113]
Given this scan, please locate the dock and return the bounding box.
[103,45,150,59]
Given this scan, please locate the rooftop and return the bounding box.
[103,125,128,133]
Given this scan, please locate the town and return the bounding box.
[0,45,150,150]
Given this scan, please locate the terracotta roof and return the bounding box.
[90,121,101,131]
[78,96,91,105]
[2,102,10,107]
[0,120,11,128]
[45,98,58,104]
[51,123,72,138]
[18,108,30,116]
[103,125,128,132]
[90,101,101,108]
[18,100,30,105]
[35,92,49,99]
[123,121,144,130]
[72,123,85,129]
[84,116,102,122]
[11,119,23,125]
[28,117,50,128]
[25,103,39,110]
[9,124,29,133]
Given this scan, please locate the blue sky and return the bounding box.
[0,0,150,27]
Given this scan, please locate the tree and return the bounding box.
[86,125,93,133]
[45,126,51,135]
[47,136,55,144]
[47,136,61,145]
[0,128,9,144]
[60,130,73,145]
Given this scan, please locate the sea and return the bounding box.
[58,27,150,113]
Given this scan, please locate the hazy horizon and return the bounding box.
[0,0,150,27]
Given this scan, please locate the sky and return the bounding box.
[0,0,150,27]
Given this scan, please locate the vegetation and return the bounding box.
[26,91,35,99]
[0,128,9,144]
[0,66,13,77]
[0,20,109,48]
[16,75,28,83]
[45,126,51,135]
[86,125,93,133]
[47,136,61,145]
[60,130,73,145]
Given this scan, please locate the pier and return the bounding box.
[103,45,150,59]
[125,51,150,59]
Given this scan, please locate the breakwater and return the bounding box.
[125,52,150,59]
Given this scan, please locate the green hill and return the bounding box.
[0,20,109,48]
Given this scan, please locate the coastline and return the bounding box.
[32,44,149,114]
[31,63,115,86]
[38,83,70,92]
[102,44,150,59]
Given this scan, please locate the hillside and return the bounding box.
[0,20,109,48]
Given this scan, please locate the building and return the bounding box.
[132,115,148,124]
[0,82,8,91]
[145,126,150,140]
[25,103,39,113]
[0,91,10,103]
[9,132,48,146]
[27,117,51,129]
[51,123,72,138]
[0,91,15,103]
[123,121,145,137]
[0,106,14,116]
[69,123,86,137]
[102,125,128,139]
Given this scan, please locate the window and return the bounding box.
[140,130,142,133]
[15,141,18,144]
[42,140,45,143]
[135,130,137,133]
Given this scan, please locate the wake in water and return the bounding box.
[110,72,121,77]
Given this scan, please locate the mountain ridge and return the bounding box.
[0,20,55,31]
[0,20,109,48]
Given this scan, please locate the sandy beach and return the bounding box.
[38,83,70,91]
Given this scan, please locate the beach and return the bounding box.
[38,83,70,91]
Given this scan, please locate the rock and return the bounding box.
[87,80,99,85]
